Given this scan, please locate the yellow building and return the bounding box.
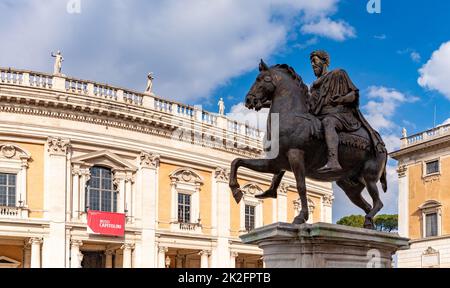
[391,127,450,268]
[0,66,333,268]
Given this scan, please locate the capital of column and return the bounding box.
[214,167,229,183]
[397,164,408,178]
[322,194,334,207]
[158,246,168,254]
[29,237,43,245]
[47,137,71,156]
[198,250,211,257]
[140,151,160,169]
[278,183,289,196]
[230,251,239,258]
[105,250,115,256]
[71,240,83,248]
[121,243,135,251]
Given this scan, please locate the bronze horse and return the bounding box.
[229,61,388,229]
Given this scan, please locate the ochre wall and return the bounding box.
[0,245,23,267]
[409,157,450,239]
[4,142,45,219]
[158,163,212,233]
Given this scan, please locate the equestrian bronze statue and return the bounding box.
[229,51,388,229]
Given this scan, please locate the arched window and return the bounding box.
[86,167,117,212]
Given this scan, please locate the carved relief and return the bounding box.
[241,183,264,196]
[170,168,203,185]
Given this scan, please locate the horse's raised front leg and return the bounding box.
[255,171,286,200]
[286,149,308,225]
[229,158,280,204]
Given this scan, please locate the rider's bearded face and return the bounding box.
[311,56,324,77]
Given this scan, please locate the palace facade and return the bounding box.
[392,126,450,268]
[0,67,333,268]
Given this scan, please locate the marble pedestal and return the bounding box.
[240,222,409,268]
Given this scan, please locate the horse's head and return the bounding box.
[245,60,277,111]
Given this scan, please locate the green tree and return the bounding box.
[374,214,398,232]
[337,214,398,232]
[336,215,365,228]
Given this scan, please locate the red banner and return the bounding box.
[87,210,125,237]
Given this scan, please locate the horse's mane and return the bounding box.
[273,64,304,84]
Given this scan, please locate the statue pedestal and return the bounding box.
[240,223,409,268]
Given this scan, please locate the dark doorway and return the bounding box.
[81,252,106,268]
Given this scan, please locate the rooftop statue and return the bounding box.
[218,98,225,116]
[51,50,64,75]
[145,72,154,94]
[229,51,388,230]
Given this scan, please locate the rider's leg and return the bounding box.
[318,116,343,173]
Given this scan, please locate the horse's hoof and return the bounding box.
[255,189,277,199]
[232,188,243,204]
[364,217,375,230]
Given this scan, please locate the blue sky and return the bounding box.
[1,0,450,223]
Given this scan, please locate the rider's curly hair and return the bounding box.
[310,50,330,67]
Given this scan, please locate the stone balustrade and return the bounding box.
[0,67,264,153]
[0,206,23,219]
[403,125,450,148]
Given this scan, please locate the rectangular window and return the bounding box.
[0,173,17,207]
[426,161,440,175]
[426,213,438,237]
[245,205,256,232]
[178,193,191,223]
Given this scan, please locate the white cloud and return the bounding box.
[363,86,418,131]
[301,17,356,41]
[226,103,269,132]
[418,41,450,99]
[0,0,349,103]
[410,52,421,63]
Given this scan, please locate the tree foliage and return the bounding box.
[337,214,398,232]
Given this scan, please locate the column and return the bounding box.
[70,240,83,268]
[125,174,133,220]
[30,238,43,268]
[42,137,70,268]
[322,194,334,224]
[71,166,81,220]
[230,252,238,268]
[397,165,409,238]
[158,246,168,268]
[24,244,31,268]
[105,250,114,268]
[277,184,288,223]
[199,250,210,268]
[137,152,160,268]
[122,243,134,268]
[211,168,231,268]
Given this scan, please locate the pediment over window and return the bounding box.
[170,168,203,185]
[0,143,31,161]
[419,200,442,210]
[241,183,264,196]
[72,150,137,171]
[0,256,21,268]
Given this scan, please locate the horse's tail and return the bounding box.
[381,166,388,193]
[377,146,388,193]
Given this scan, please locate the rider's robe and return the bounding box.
[309,69,386,154]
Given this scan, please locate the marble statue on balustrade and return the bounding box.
[145,72,154,95]
[51,51,64,75]
[402,128,407,138]
[218,98,225,116]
